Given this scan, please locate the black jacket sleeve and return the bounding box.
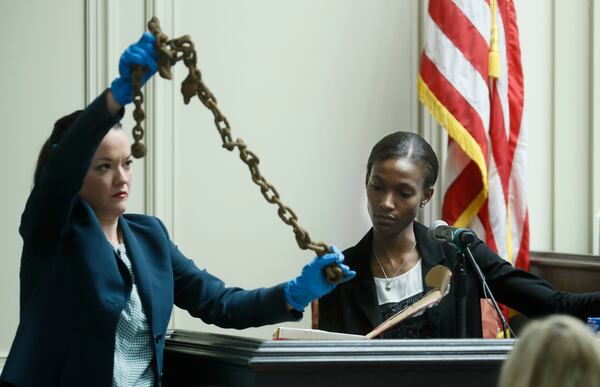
[470,239,600,320]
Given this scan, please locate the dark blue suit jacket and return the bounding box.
[1,91,298,387]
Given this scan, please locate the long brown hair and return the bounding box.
[33,110,82,186]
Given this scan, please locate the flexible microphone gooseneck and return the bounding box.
[428,219,476,248]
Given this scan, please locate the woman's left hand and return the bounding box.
[110,32,158,106]
[284,246,356,311]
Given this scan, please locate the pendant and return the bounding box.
[385,282,392,291]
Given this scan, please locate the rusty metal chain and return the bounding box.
[130,65,146,158]
[130,17,343,284]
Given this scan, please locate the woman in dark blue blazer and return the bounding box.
[0,33,355,387]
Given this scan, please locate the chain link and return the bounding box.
[130,17,342,283]
[130,64,146,158]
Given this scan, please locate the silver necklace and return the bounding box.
[373,242,417,291]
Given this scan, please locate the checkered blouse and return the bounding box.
[112,243,155,387]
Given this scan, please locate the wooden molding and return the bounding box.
[530,250,600,293]
[531,250,600,269]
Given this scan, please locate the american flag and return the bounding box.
[418,0,528,335]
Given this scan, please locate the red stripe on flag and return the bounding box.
[515,212,530,271]
[420,54,489,158]
[498,0,525,172]
[477,199,499,253]
[442,160,483,224]
[429,0,490,80]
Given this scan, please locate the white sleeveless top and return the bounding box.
[373,260,434,338]
[374,259,423,304]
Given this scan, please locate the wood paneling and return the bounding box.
[530,251,600,293]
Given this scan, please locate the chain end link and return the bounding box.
[325,264,344,284]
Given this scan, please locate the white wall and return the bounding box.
[0,0,86,362]
[168,0,420,337]
[514,0,599,254]
[0,0,598,359]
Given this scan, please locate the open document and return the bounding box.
[273,265,452,340]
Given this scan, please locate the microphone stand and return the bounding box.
[463,244,514,338]
[454,250,468,338]
[451,234,515,339]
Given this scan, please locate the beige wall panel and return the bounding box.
[553,0,592,253]
[170,0,419,338]
[592,0,600,255]
[111,0,148,215]
[515,0,554,252]
[0,0,86,357]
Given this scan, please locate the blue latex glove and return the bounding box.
[284,246,356,311]
[110,32,158,106]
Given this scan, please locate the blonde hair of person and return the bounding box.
[497,314,600,387]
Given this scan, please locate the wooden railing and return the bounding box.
[530,251,600,293]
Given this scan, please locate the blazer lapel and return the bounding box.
[119,218,155,328]
[414,222,447,336]
[348,230,382,330]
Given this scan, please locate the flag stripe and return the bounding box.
[493,7,511,139]
[487,160,510,259]
[508,126,528,261]
[498,0,525,169]
[429,0,489,80]
[442,160,483,223]
[489,83,510,199]
[417,84,489,227]
[419,56,489,167]
[452,0,491,44]
[442,139,470,192]
[515,211,530,270]
[424,12,491,130]
[419,51,491,226]
[477,200,499,253]
[418,0,530,302]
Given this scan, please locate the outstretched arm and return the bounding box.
[473,241,600,320]
[20,33,158,243]
[166,218,355,328]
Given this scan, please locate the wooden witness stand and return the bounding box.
[163,267,463,387]
[162,332,513,387]
[161,251,600,386]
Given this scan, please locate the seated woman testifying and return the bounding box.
[0,33,354,387]
[318,131,600,338]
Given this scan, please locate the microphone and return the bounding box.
[428,220,476,246]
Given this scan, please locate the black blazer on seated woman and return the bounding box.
[318,222,600,338]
